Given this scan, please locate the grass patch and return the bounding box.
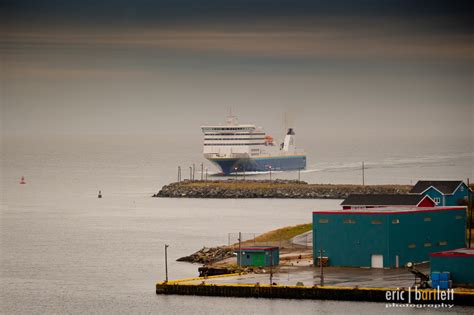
[183,181,305,190]
[181,180,411,191]
[250,223,312,243]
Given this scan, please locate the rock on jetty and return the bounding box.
[176,246,235,264]
[153,179,412,199]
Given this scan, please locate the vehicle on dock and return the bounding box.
[201,115,306,175]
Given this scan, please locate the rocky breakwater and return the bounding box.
[153,179,412,199]
[177,246,235,264]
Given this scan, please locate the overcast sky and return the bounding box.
[1,1,472,152]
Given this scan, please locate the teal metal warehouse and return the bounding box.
[313,207,466,268]
[430,248,474,286]
[235,246,279,267]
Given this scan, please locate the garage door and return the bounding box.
[371,254,384,268]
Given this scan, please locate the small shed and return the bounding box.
[235,246,279,267]
[430,248,474,287]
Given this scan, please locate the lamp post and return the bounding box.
[238,232,242,270]
[165,244,169,282]
[268,165,272,181]
[189,166,192,180]
[319,248,324,286]
[205,168,208,181]
[200,163,204,181]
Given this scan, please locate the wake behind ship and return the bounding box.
[201,115,306,175]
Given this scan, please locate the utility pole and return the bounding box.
[468,178,472,248]
[362,161,365,186]
[200,163,204,181]
[270,250,274,285]
[238,232,242,270]
[165,244,169,282]
[319,248,324,286]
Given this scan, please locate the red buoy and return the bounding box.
[20,176,26,184]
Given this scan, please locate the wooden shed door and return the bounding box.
[252,253,265,266]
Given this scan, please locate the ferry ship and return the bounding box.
[201,115,306,175]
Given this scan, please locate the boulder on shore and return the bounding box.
[176,246,235,264]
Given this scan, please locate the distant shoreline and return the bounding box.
[153,180,412,199]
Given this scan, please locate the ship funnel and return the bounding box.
[226,115,238,126]
[282,128,296,153]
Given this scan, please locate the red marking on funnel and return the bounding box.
[20,176,26,184]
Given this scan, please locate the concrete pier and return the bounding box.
[156,274,474,305]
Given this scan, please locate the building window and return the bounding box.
[408,243,416,249]
[434,197,441,204]
[371,220,382,225]
[343,219,356,224]
[424,217,432,222]
[424,242,432,248]
[438,241,448,246]
[392,218,400,224]
[455,215,463,220]
[318,218,329,224]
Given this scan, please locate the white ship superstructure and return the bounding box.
[201,115,306,175]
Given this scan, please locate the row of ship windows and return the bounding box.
[318,215,464,225]
[204,143,265,146]
[204,138,266,141]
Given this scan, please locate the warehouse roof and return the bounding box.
[313,206,466,215]
[341,194,431,206]
[409,180,465,194]
[430,248,474,257]
[235,246,278,251]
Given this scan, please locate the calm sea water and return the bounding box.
[1,135,473,314]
